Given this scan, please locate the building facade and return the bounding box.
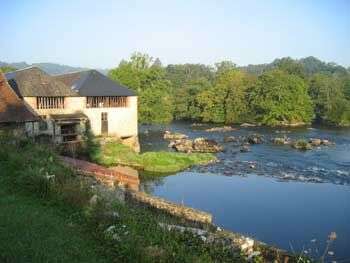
[1,67,138,148]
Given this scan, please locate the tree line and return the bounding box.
[109,53,350,127]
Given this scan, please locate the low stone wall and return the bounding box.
[60,156,140,191]
[126,191,213,224]
[60,156,212,224]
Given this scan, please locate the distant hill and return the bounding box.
[0,61,109,75]
[240,56,349,76]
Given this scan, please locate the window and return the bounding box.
[101,112,108,121]
[37,97,64,109]
[86,96,127,108]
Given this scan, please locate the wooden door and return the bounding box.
[101,112,108,135]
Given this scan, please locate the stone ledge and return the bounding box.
[126,191,213,224]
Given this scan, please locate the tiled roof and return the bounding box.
[53,70,136,96]
[0,72,39,123]
[5,67,79,97]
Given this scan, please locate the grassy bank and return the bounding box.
[0,137,243,263]
[88,138,216,173]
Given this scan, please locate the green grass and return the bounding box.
[0,185,111,263]
[0,136,243,263]
[89,139,216,173]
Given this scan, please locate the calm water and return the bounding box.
[139,122,350,260]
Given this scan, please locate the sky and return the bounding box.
[1,0,349,69]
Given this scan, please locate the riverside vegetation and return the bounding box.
[86,137,215,173]
[0,135,248,263]
[108,54,350,127]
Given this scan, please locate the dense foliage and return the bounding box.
[108,53,173,124]
[249,70,313,126]
[109,53,350,127]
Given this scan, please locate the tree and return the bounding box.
[197,68,255,123]
[109,53,173,124]
[249,70,313,126]
[273,57,306,79]
[173,78,210,120]
[309,74,350,126]
[215,61,236,75]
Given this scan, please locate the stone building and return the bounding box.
[1,67,138,149]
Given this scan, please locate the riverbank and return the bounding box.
[87,137,216,173]
[0,137,246,263]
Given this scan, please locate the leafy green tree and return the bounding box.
[249,70,313,126]
[273,57,306,79]
[197,68,254,123]
[309,74,350,126]
[165,64,214,91]
[173,78,210,120]
[215,61,236,75]
[109,53,173,124]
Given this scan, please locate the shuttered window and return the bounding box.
[86,96,127,108]
[36,97,65,109]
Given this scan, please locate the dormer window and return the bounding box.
[37,97,65,109]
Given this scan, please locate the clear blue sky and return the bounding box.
[1,0,349,68]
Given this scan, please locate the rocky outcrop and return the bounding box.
[240,145,250,152]
[171,139,194,153]
[246,134,264,144]
[272,137,292,145]
[291,140,312,150]
[205,126,236,132]
[158,223,293,262]
[223,136,238,143]
[121,135,140,153]
[193,138,223,153]
[309,138,334,146]
[240,123,257,127]
[272,137,335,150]
[163,131,188,140]
[170,138,223,153]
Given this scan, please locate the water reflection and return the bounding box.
[142,172,350,260]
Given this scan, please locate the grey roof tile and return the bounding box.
[54,70,136,96]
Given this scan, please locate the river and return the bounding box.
[139,122,350,261]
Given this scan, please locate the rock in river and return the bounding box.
[272,137,292,145]
[163,130,188,140]
[205,126,236,132]
[246,134,264,144]
[171,138,223,153]
[193,138,223,153]
[240,123,257,127]
[309,138,322,146]
[223,136,238,143]
[240,145,251,152]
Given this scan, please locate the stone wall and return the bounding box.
[126,191,213,224]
